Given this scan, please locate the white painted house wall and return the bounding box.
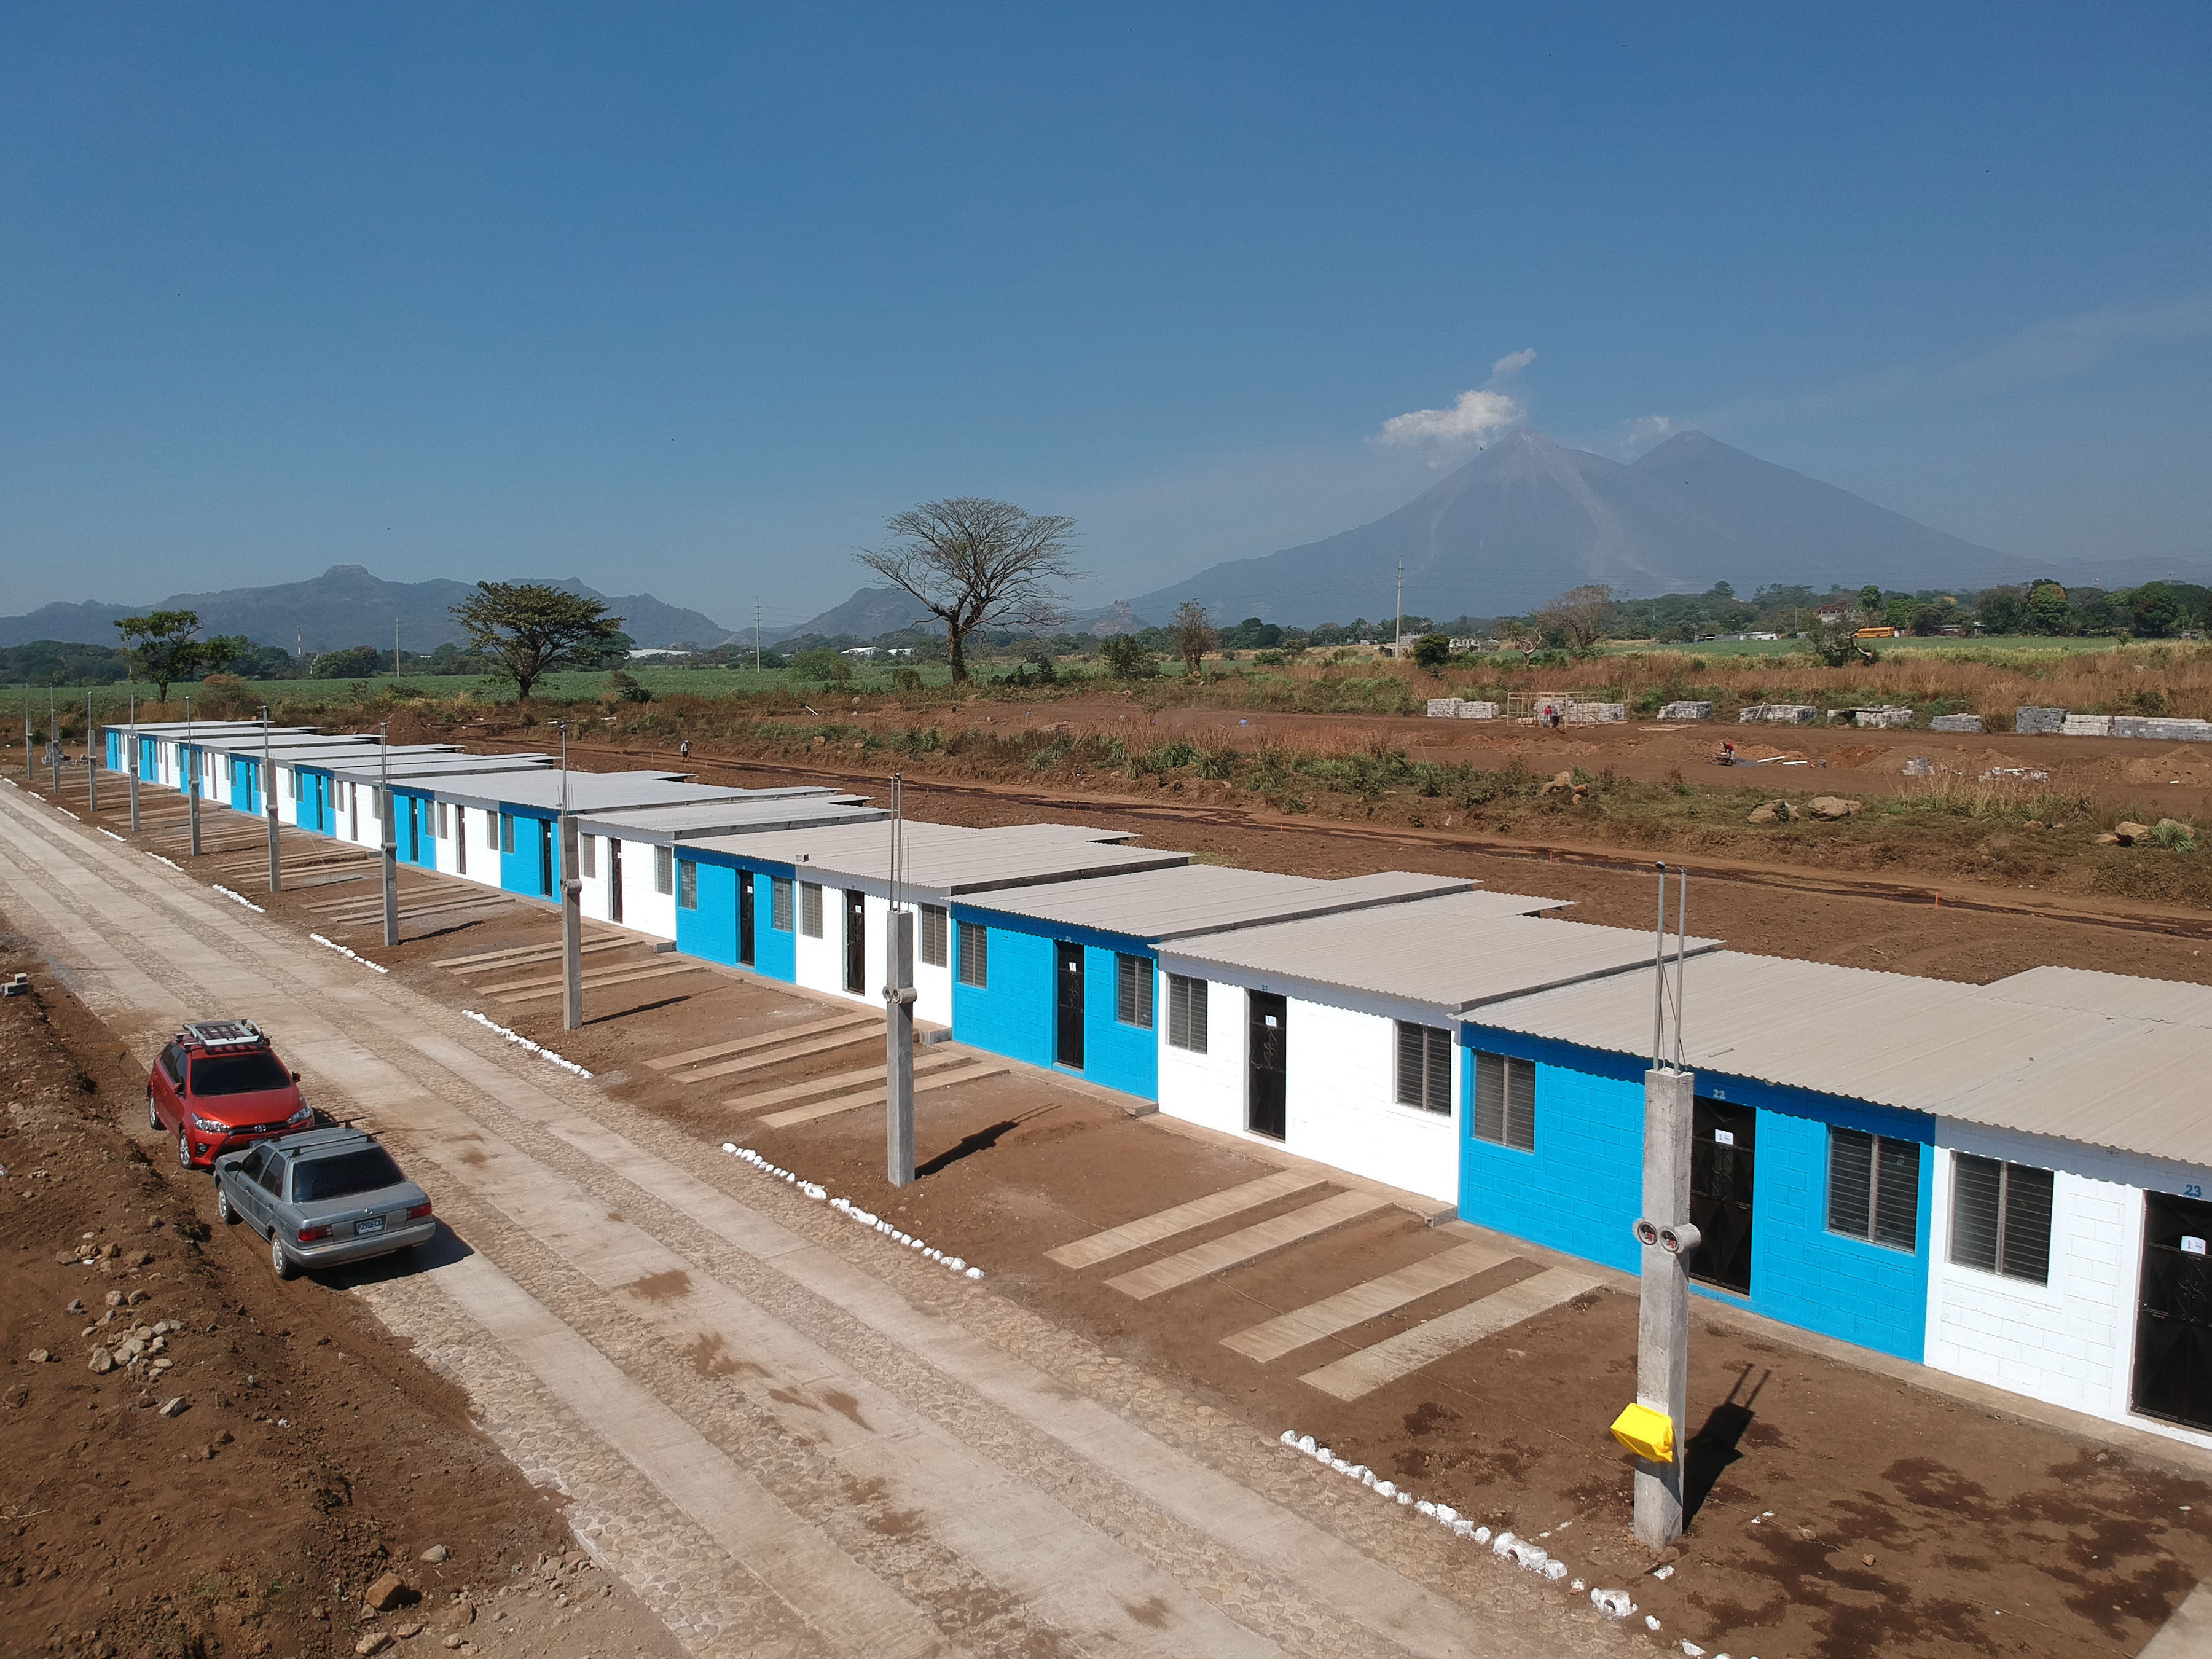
[1924,1120,2212,1453]
[1153,955,1461,1204]
[613,837,678,941]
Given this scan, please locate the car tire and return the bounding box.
[270,1232,297,1281]
[214,1183,237,1226]
[147,1092,160,1132]
[176,1130,193,1169]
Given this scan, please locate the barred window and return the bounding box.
[654,844,674,896]
[1827,1128,1921,1251]
[1116,955,1154,1028]
[1394,1022,1453,1115]
[800,882,823,938]
[677,858,697,911]
[1166,975,1207,1053]
[1470,1051,1536,1150]
[579,834,595,878]
[1951,1153,2054,1284]
[771,876,794,931]
[920,905,949,968]
[436,802,450,839]
[499,812,514,853]
[956,920,988,988]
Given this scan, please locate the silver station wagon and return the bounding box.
[213,1125,436,1278]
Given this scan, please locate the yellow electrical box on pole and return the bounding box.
[1610,1401,1675,1464]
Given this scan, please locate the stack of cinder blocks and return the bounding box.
[1739,704,1818,724]
[1564,702,1625,723]
[1928,713,1984,733]
[1655,701,1714,721]
[1425,698,1501,720]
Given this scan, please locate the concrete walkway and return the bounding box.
[0,778,1622,1659]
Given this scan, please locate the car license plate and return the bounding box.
[356,1215,385,1236]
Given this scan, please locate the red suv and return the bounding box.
[148,1020,315,1170]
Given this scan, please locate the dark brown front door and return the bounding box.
[1247,993,1287,1140]
[1689,1097,1756,1295]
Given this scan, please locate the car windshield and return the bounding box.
[289,1148,405,1203]
[189,1052,292,1096]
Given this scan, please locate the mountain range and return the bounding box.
[1120,429,2047,624]
[0,565,734,653]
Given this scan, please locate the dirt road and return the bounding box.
[0,777,1623,1658]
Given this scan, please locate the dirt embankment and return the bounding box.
[0,931,678,1659]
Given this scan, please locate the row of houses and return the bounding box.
[110,720,2212,1453]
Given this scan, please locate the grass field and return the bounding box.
[1599,633,2129,659]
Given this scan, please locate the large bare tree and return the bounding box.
[855,498,1080,683]
[1167,598,1217,675]
[1531,584,1616,654]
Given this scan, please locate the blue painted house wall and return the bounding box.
[391,790,434,866]
[750,871,797,982]
[946,912,1159,1099]
[1457,1024,1932,1362]
[687,853,797,982]
[297,769,333,836]
[498,809,559,897]
[676,858,739,963]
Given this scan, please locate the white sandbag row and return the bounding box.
[461,1008,594,1078]
[1275,1430,1670,1631]
[721,1144,986,1280]
[211,884,267,914]
[307,932,390,973]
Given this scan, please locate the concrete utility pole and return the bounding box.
[127,695,141,833]
[49,689,60,797]
[884,774,917,1186]
[559,723,582,1032]
[22,684,31,782]
[1394,560,1405,662]
[1623,862,1695,1549]
[185,696,201,858]
[85,689,97,814]
[755,600,763,673]
[380,722,399,947]
[262,705,281,893]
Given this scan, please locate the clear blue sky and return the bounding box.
[4,2,2208,630]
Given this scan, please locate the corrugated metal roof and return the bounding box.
[1984,965,2212,1028]
[422,770,747,812]
[1159,896,1703,1013]
[578,796,887,841]
[1469,951,2212,1169]
[681,818,1187,896]
[321,754,558,781]
[186,732,371,754]
[959,865,1499,941]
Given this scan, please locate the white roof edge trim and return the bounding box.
[1147,879,1482,942]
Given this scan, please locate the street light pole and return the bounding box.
[884,774,916,1186]
[185,694,200,858]
[380,722,399,947]
[1622,862,1695,1549]
[128,694,141,833]
[86,688,98,813]
[559,722,582,1032]
[49,689,58,796]
[262,705,281,893]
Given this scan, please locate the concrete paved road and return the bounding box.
[0,779,1625,1659]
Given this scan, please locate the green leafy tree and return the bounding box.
[790,648,851,685]
[2025,579,2073,635]
[2130,581,2184,638]
[113,610,209,700]
[449,582,628,700]
[1859,584,1885,613]
[855,498,1081,684]
[1097,634,1159,679]
[315,645,383,680]
[1168,599,1217,673]
[1411,632,1452,672]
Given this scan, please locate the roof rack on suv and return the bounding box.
[180,1019,267,1050]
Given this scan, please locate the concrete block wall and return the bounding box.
[1152,954,1462,1200]
[1457,1030,1645,1275]
[1924,1121,2212,1451]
